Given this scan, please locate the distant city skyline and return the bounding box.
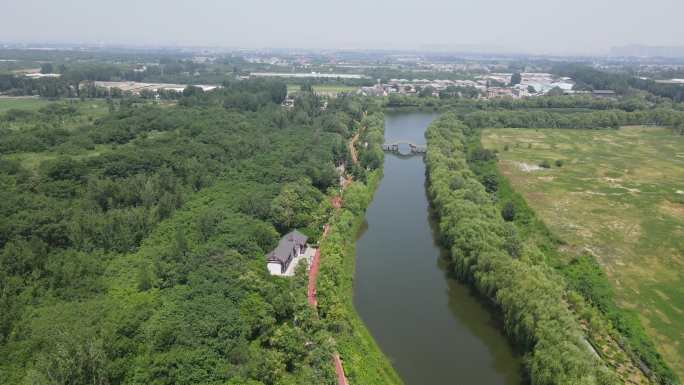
[2,0,682,56]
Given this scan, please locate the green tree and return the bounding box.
[547,86,565,97]
[270,180,322,232]
[482,173,499,193]
[137,263,153,291]
[40,63,54,74]
[501,201,516,222]
[419,86,436,98]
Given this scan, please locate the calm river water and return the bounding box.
[353,111,521,385]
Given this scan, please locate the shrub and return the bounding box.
[501,201,516,222]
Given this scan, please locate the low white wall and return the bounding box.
[267,262,283,276]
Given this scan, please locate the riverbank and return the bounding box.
[425,113,621,385]
[318,172,404,384]
[316,110,404,385]
[474,128,681,384]
[353,110,521,385]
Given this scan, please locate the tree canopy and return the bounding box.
[0,82,377,385]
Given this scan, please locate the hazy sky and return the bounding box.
[2,0,682,54]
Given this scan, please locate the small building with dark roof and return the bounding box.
[266,230,309,275]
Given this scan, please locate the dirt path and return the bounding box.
[349,133,360,165]
[349,111,368,166]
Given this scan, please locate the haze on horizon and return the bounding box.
[2,0,682,55]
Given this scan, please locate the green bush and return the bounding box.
[501,201,516,222]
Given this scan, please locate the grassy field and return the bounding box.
[1,99,116,171]
[0,98,110,115]
[4,144,112,171]
[482,126,684,379]
[0,97,52,112]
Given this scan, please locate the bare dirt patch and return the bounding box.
[660,200,684,219]
[515,162,542,172]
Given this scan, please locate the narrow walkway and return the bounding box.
[349,133,359,165]
[349,111,368,166]
[307,224,327,307]
[333,353,350,385]
[307,122,364,385]
[307,247,320,307]
[306,192,350,384]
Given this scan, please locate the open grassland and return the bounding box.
[3,144,112,171]
[71,99,111,118]
[0,97,52,112]
[0,98,110,118]
[1,100,121,171]
[482,127,684,379]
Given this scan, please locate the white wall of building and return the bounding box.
[267,262,283,276]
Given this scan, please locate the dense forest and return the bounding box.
[0,81,389,384]
[425,113,679,385]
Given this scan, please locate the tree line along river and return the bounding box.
[353,111,521,385]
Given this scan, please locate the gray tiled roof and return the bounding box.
[266,230,308,265]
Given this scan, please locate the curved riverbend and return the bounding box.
[353,111,521,385]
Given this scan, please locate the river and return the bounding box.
[353,111,521,385]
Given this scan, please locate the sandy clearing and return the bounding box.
[516,162,543,172]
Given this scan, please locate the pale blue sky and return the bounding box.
[2,0,682,54]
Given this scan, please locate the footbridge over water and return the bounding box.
[382,141,427,155]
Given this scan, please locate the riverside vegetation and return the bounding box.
[425,111,681,385]
[481,127,684,381]
[316,111,405,384]
[426,113,617,385]
[0,81,396,385]
[2,64,683,384]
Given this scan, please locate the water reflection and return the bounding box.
[353,111,521,385]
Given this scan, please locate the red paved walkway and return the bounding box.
[306,221,349,385]
[333,353,349,385]
[308,147,356,384]
[307,224,329,307]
